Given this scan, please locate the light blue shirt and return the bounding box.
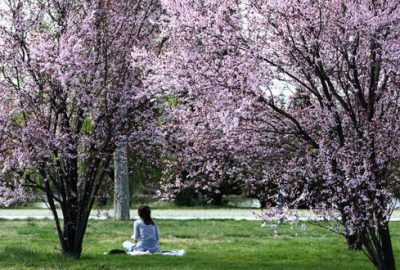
[131,219,160,253]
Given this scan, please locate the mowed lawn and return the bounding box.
[0,219,399,270]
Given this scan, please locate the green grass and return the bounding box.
[0,219,399,269]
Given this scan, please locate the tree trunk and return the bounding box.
[42,135,114,259]
[339,204,363,251]
[59,209,90,259]
[61,191,93,259]
[61,217,83,258]
[210,192,224,206]
[347,233,363,251]
[361,222,396,270]
[46,191,87,259]
[114,140,130,220]
[378,224,396,270]
[259,199,268,208]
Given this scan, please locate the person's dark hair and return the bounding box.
[138,205,155,225]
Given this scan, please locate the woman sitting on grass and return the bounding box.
[123,205,160,253]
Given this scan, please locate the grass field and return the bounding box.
[0,219,399,270]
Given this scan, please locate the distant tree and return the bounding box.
[114,138,130,220]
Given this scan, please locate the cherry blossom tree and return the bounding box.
[149,0,400,269]
[248,3,400,269]
[146,0,270,205]
[0,0,162,258]
[158,92,281,206]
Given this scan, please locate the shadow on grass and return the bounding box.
[0,246,66,266]
[0,246,39,262]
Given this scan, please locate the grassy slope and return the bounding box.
[0,219,399,270]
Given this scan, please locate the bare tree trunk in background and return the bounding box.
[114,139,130,220]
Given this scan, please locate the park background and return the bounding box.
[1,0,400,269]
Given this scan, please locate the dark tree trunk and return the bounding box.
[60,197,86,259]
[45,192,86,259]
[259,199,268,208]
[377,224,396,270]
[338,204,363,251]
[361,222,396,270]
[44,161,107,259]
[346,233,363,251]
[210,192,224,206]
[61,229,83,259]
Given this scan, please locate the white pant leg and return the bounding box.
[123,241,135,252]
